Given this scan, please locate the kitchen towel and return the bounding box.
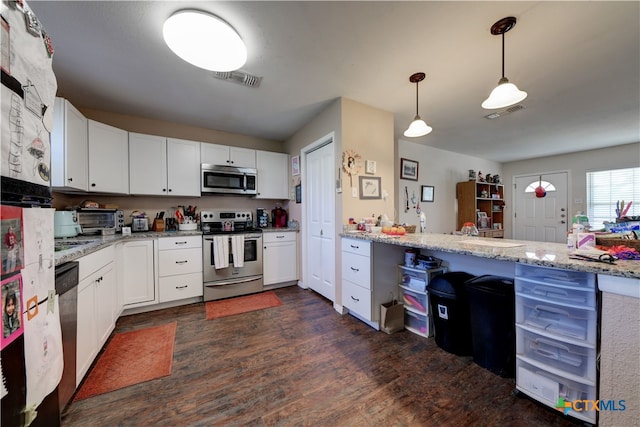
[231,235,245,268]
[213,236,229,269]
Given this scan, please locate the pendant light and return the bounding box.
[481,17,527,109]
[163,10,247,72]
[404,72,433,137]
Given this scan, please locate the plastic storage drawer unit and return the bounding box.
[517,327,596,382]
[401,287,427,312]
[515,264,595,290]
[517,359,596,423]
[404,310,429,336]
[516,294,597,344]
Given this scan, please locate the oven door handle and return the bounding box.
[204,275,263,287]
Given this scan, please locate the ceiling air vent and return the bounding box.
[213,70,262,88]
[484,104,525,119]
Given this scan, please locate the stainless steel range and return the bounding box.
[201,210,263,301]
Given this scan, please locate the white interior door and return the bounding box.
[305,141,335,301]
[513,172,569,242]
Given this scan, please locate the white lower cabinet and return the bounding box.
[341,238,375,326]
[263,231,298,286]
[76,245,116,386]
[158,236,203,302]
[121,239,157,307]
[514,263,598,424]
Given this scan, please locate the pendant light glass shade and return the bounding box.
[404,72,432,137]
[163,10,247,72]
[404,116,432,137]
[482,78,527,109]
[482,17,527,110]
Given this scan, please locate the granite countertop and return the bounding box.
[260,227,299,233]
[341,231,640,279]
[54,231,202,266]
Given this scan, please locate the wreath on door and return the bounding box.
[342,149,362,187]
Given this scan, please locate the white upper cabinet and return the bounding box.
[51,97,89,191]
[88,119,129,194]
[256,150,289,199]
[167,137,201,197]
[129,133,200,196]
[129,132,167,195]
[201,143,256,168]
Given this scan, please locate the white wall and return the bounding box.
[501,142,640,237]
[397,139,501,233]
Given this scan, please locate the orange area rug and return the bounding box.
[206,291,282,320]
[74,322,177,401]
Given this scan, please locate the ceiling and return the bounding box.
[29,1,640,163]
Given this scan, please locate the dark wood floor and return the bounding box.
[62,286,579,426]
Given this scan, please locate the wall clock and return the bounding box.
[342,149,362,186]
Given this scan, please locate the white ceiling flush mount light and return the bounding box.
[404,72,433,138]
[163,10,247,72]
[482,16,527,110]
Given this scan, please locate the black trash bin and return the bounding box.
[427,272,476,356]
[465,275,515,377]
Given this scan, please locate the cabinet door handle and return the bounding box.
[68,177,73,182]
[350,296,360,302]
[175,285,188,289]
[350,244,359,249]
[175,260,188,264]
[350,266,359,272]
[91,183,96,187]
[175,241,187,245]
[162,188,167,192]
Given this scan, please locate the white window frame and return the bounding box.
[586,167,640,230]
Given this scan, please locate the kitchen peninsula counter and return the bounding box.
[341,231,640,280]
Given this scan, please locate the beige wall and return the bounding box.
[501,142,640,238]
[398,140,501,233]
[78,106,284,152]
[284,97,394,310]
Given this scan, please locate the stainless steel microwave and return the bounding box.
[201,164,257,195]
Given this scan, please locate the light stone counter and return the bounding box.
[341,231,640,279]
[54,231,202,266]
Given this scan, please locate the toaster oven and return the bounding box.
[76,209,124,234]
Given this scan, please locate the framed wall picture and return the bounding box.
[365,160,376,174]
[421,185,434,202]
[1,275,24,350]
[359,176,381,199]
[400,158,418,181]
[291,155,300,176]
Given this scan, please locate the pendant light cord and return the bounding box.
[501,32,505,79]
[415,81,419,116]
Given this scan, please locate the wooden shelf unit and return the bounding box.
[456,181,505,238]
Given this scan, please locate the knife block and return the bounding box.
[153,218,165,232]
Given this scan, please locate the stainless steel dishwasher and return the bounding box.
[55,261,79,413]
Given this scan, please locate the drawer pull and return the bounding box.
[175,241,188,245]
[350,296,360,302]
[175,285,188,289]
[350,244,359,249]
[350,266,359,272]
[276,235,284,239]
[175,260,188,264]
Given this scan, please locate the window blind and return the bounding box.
[586,167,640,230]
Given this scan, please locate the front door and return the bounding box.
[513,172,569,243]
[305,141,335,301]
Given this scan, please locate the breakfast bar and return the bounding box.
[341,232,639,425]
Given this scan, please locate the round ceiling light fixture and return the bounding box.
[163,10,247,72]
